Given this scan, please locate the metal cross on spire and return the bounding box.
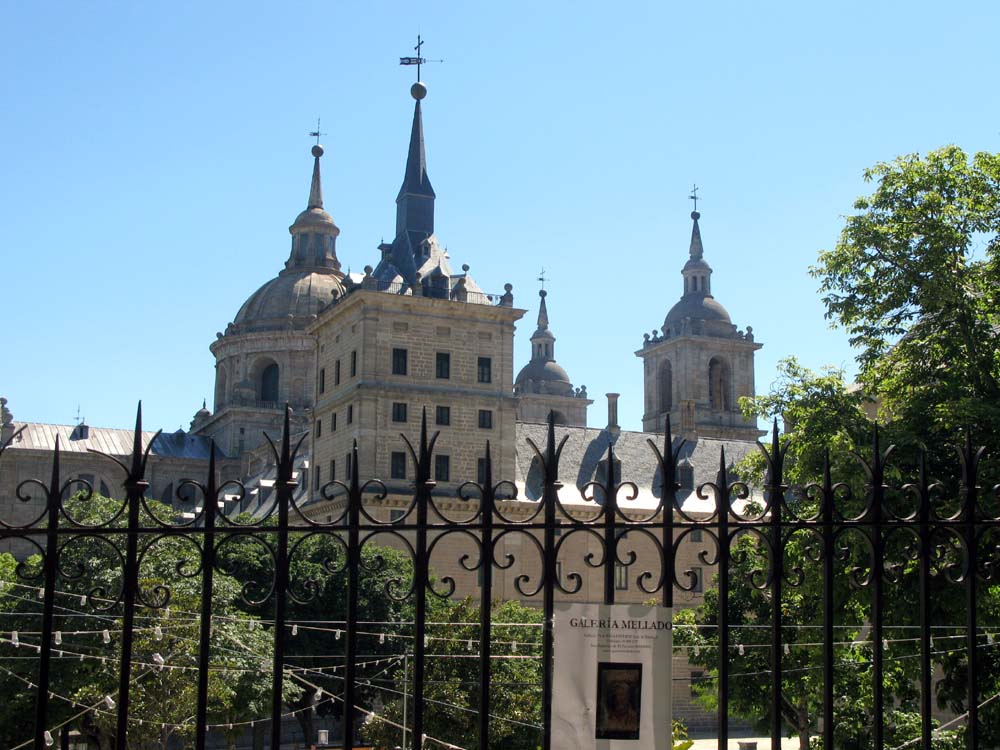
[538,267,549,290]
[399,34,443,81]
[689,184,700,213]
[308,118,326,146]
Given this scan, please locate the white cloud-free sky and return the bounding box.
[3,0,998,432]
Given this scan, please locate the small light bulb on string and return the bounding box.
[466,639,473,651]
[154,625,163,641]
[783,643,790,655]
[53,631,62,645]
[153,653,165,670]
[37,587,44,599]
[930,636,935,651]
[883,639,889,651]
[249,619,256,631]
[988,632,995,645]
[335,629,341,640]
[315,688,323,701]
[164,607,170,620]
[11,631,19,648]
[104,695,115,710]
[291,624,298,636]
[738,644,745,656]
[43,730,54,747]
[512,641,518,653]
[79,594,86,606]
[424,634,429,647]
[102,630,111,644]
[693,645,700,657]
[379,633,385,645]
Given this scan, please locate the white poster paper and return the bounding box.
[551,603,672,750]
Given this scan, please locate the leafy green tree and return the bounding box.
[812,145,1000,465]
[362,597,543,750]
[0,494,276,750]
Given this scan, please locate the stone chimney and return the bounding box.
[606,393,620,436]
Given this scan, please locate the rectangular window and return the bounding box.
[435,405,450,426]
[335,360,341,385]
[478,409,493,429]
[346,453,353,480]
[477,457,487,485]
[313,465,320,489]
[615,562,629,591]
[435,455,450,482]
[319,368,325,394]
[691,566,703,593]
[347,404,353,424]
[331,412,337,431]
[392,402,408,423]
[392,348,408,375]
[477,356,492,383]
[350,350,357,377]
[690,528,703,543]
[329,460,336,482]
[315,419,322,438]
[436,352,451,379]
[391,451,407,479]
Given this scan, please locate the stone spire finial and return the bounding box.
[536,289,550,331]
[308,144,325,210]
[689,210,704,260]
[285,144,342,273]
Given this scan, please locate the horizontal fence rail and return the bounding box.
[1,405,999,750]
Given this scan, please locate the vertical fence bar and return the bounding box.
[33,438,62,749]
[603,444,617,606]
[539,412,564,750]
[269,408,296,749]
[342,441,362,750]
[195,447,218,750]
[959,434,982,750]
[870,429,886,750]
[763,422,785,750]
[715,449,730,750]
[477,443,495,750]
[916,449,933,750]
[410,411,436,750]
[653,418,679,613]
[821,452,835,750]
[115,405,152,750]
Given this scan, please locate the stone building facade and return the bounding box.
[1,76,764,734]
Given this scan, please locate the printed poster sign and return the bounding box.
[552,603,672,750]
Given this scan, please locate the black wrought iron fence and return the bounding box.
[1,405,999,750]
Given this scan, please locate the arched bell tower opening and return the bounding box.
[658,360,673,412]
[708,356,731,411]
[257,360,280,404]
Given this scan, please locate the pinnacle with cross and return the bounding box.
[308,118,326,146]
[689,184,700,214]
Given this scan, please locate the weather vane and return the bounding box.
[399,34,443,81]
[538,267,549,290]
[689,184,700,212]
[308,118,326,146]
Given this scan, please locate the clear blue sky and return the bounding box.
[2,1,998,433]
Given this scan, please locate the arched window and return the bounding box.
[214,366,227,410]
[658,360,673,413]
[709,357,731,410]
[550,410,568,425]
[260,362,279,403]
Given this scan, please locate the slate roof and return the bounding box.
[513,422,760,514]
[5,422,220,460]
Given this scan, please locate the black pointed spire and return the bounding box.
[394,83,435,243]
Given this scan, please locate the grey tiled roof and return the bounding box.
[6,423,220,460]
[513,422,759,513]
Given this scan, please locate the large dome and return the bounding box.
[663,294,732,329]
[515,358,574,396]
[234,270,345,332]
